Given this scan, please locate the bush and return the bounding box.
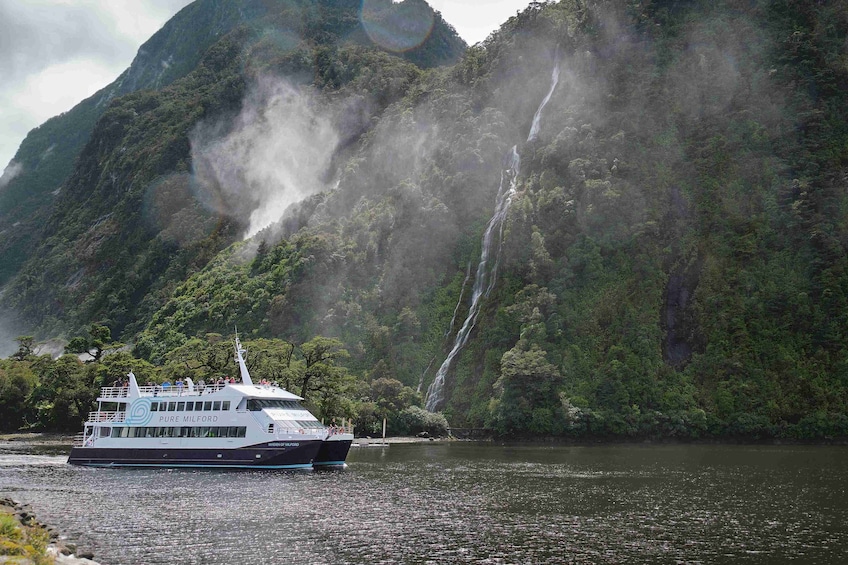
[392,406,449,437]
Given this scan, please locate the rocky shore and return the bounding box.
[0,498,100,565]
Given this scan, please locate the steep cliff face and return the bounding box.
[0,0,275,287]
[2,0,466,339]
[0,0,465,288]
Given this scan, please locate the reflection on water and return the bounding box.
[1,442,847,564]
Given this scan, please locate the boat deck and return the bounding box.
[99,383,229,400]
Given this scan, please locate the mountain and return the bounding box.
[0,0,464,287]
[3,0,848,439]
[0,0,279,286]
[0,0,465,337]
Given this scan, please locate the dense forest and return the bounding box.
[2,0,848,440]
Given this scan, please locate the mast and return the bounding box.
[127,371,141,399]
[234,334,254,386]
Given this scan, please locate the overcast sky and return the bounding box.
[0,0,535,174]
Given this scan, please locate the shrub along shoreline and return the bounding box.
[0,498,99,565]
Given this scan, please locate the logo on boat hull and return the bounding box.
[126,399,153,426]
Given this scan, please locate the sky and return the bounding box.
[0,0,536,175]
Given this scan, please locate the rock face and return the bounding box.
[0,497,101,565]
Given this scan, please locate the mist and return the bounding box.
[0,306,22,358]
[190,76,341,239]
[0,161,22,190]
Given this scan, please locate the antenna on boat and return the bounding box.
[233,330,254,386]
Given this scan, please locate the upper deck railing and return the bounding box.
[99,386,130,399]
[87,411,127,423]
[99,383,228,399]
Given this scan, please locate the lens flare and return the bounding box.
[360,0,435,53]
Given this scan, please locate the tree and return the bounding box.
[64,324,122,362]
[11,336,35,361]
[371,377,419,416]
[30,355,97,430]
[491,344,562,435]
[0,361,38,431]
[299,337,350,400]
[162,334,233,381]
[244,338,298,389]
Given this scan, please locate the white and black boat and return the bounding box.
[67,337,354,469]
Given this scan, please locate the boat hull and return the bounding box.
[67,440,322,469]
[313,436,353,467]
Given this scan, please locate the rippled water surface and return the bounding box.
[1,441,847,564]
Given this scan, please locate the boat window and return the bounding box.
[185,402,194,411]
[213,401,221,411]
[247,399,301,410]
[98,427,111,437]
[204,401,212,411]
[121,425,247,438]
[222,401,230,411]
[168,402,177,412]
[150,403,158,412]
[177,402,185,411]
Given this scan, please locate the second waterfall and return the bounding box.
[425,56,561,412]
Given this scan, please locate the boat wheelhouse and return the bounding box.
[67,337,354,469]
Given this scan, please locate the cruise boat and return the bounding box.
[67,337,354,469]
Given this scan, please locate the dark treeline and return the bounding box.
[0,327,447,437]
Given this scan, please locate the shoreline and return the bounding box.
[0,498,99,565]
[2,432,847,447]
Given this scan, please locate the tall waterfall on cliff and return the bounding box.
[425,56,561,412]
[527,55,560,143]
[425,147,520,411]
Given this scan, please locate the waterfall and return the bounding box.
[528,56,560,142]
[425,147,520,411]
[425,56,561,412]
[445,262,473,337]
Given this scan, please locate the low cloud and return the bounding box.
[0,303,25,358]
[191,76,340,239]
[0,161,23,190]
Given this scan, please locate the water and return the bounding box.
[528,55,561,142]
[427,51,560,411]
[2,441,848,564]
[425,146,520,411]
